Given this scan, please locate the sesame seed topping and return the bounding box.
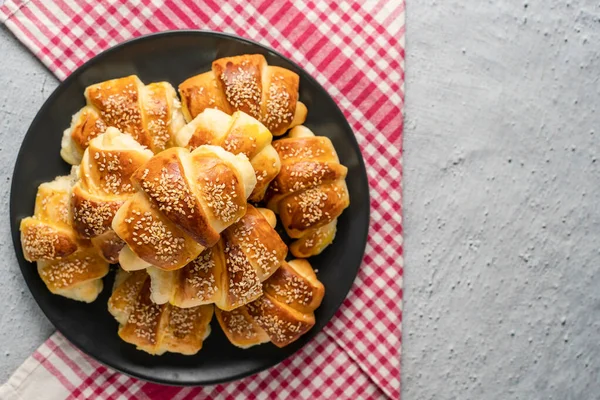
[233,222,281,275]
[274,142,328,161]
[185,250,217,299]
[72,200,117,237]
[168,306,198,338]
[266,271,312,306]
[246,297,305,344]
[295,188,329,225]
[145,95,170,150]
[128,209,185,261]
[264,81,293,130]
[22,225,66,260]
[95,84,144,142]
[110,274,145,317]
[127,302,162,344]
[221,68,261,118]
[202,179,240,223]
[39,256,95,289]
[224,240,262,307]
[221,308,257,340]
[141,167,195,216]
[88,150,136,195]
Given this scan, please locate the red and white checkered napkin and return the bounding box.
[0,1,404,399]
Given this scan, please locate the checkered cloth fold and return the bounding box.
[0,1,404,399]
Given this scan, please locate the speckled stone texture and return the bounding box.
[0,1,599,397]
[0,26,56,382]
[403,1,600,399]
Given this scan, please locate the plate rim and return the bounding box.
[10,29,370,386]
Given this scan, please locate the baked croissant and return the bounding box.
[179,54,307,136]
[145,205,287,310]
[61,75,186,165]
[20,174,109,302]
[265,126,350,257]
[112,145,256,272]
[176,108,281,202]
[20,174,80,262]
[108,269,213,355]
[71,127,153,263]
[216,259,324,348]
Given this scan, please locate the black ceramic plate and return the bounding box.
[10,30,369,385]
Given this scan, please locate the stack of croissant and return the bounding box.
[20,54,349,355]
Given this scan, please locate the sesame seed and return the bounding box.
[264,81,293,131]
[220,68,261,118]
[246,297,305,345]
[220,308,257,340]
[72,199,119,238]
[39,255,96,289]
[202,180,240,223]
[265,269,313,306]
[128,302,162,344]
[295,188,329,225]
[224,239,262,307]
[128,209,185,261]
[184,249,217,300]
[168,306,199,338]
[141,167,196,217]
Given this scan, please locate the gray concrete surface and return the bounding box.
[403,1,600,399]
[0,1,599,398]
[0,26,57,382]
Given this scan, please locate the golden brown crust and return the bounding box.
[63,76,184,165]
[113,145,255,272]
[189,150,248,235]
[179,72,232,121]
[112,192,204,271]
[132,148,221,247]
[178,54,304,135]
[215,306,270,348]
[69,106,106,153]
[159,304,214,355]
[82,148,146,196]
[111,271,213,355]
[143,82,179,152]
[152,206,286,310]
[289,220,336,258]
[278,181,349,236]
[265,127,350,255]
[217,258,324,348]
[259,66,299,135]
[90,230,126,264]
[72,129,153,261]
[212,55,265,120]
[249,146,281,202]
[225,205,288,281]
[20,174,109,302]
[108,270,148,325]
[20,175,80,262]
[38,247,109,296]
[171,246,221,307]
[71,188,124,239]
[245,294,315,348]
[118,279,165,353]
[177,109,280,202]
[263,260,324,314]
[86,76,148,147]
[272,136,339,164]
[269,160,347,196]
[214,204,287,310]
[20,219,79,261]
[216,234,263,310]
